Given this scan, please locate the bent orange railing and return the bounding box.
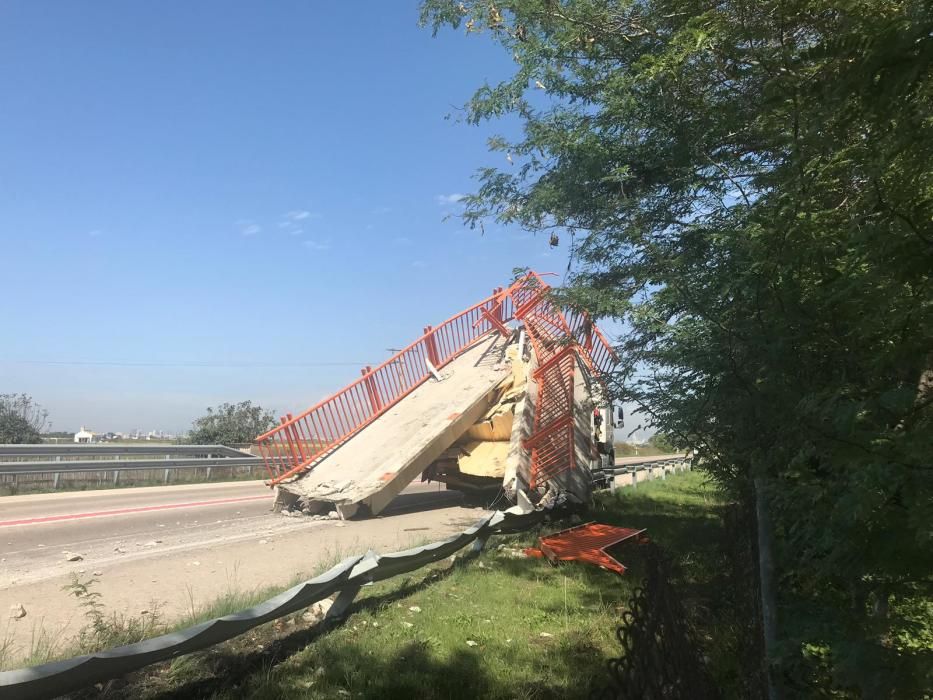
[255,272,616,488]
[256,289,516,484]
[496,272,617,487]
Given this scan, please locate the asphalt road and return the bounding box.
[0,480,461,585]
[0,480,482,660]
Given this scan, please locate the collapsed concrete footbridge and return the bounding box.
[255,271,620,518]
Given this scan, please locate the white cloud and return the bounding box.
[392,236,412,246]
[435,193,465,205]
[303,239,330,251]
[236,220,261,237]
[285,210,311,221]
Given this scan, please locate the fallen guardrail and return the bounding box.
[0,505,540,700]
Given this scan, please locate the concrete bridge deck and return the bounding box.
[276,333,513,517]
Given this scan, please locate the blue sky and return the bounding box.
[0,2,577,434]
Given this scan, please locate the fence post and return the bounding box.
[490,286,506,331]
[285,413,307,464]
[280,416,301,469]
[362,366,382,414]
[423,325,440,366]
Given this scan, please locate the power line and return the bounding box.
[0,359,372,369]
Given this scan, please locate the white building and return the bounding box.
[74,427,95,444]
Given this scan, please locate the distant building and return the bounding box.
[74,427,95,444]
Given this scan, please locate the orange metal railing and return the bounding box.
[255,272,615,489]
[496,272,617,488]
[256,289,516,484]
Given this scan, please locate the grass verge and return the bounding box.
[52,470,737,699]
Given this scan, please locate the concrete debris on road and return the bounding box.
[9,604,26,619]
[63,552,83,562]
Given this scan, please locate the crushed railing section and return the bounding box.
[491,272,618,488]
[255,271,615,490]
[257,290,516,485]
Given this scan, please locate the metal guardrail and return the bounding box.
[0,444,248,459]
[0,457,262,476]
[0,445,261,489]
[590,456,692,490]
[0,506,540,700]
[610,457,686,474]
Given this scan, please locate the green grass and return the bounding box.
[77,470,736,700]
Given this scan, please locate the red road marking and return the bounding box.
[0,494,270,528]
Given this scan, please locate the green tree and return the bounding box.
[422,1,932,695]
[187,401,276,445]
[0,393,50,444]
[648,432,676,454]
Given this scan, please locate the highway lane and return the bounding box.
[0,480,482,662]
[0,480,460,588]
[0,479,271,527]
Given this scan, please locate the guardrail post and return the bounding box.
[113,470,120,486]
[471,536,488,554]
[53,472,61,489]
[326,585,361,620]
[631,470,637,488]
[206,466,212,480]
[164,468,171,484]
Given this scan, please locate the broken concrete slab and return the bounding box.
[276,333,513,516]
